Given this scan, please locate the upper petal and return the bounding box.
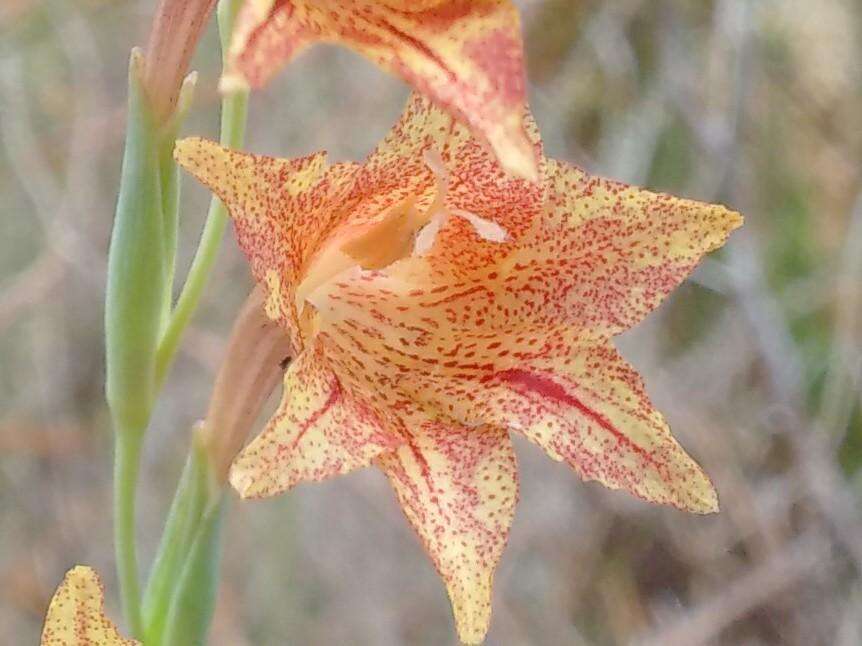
[224,0,538,179]
[329,155,741,336]
[229,341,401,499]
[537,158,743,335]
[174,137,360,350]
[376,420,517,645]
[41,566,138,646]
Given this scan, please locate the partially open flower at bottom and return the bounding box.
[41,566,137,646]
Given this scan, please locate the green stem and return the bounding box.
[114,429,145,638]
[154,87,247,390]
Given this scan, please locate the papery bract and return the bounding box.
[41,566,138,646]
[174,94,742,643]
[222,0,538,180]
[143,0,216,121]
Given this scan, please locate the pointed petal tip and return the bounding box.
[128,47,144,77]
[664,464,720,515]
[228,463,259,500]
[698,495,720,515]
[712,204,744,246]
[377,424,514,646]
[728,208,745,234]
[172,136,213,165]
[694,204,744,265]
[449,585,492,645]
[593,469,719,515]
[719,203,744,232]
[492,133,540,184]
[688,476,720,515]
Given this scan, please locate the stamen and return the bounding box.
[416,148,509,253]
[450,209,509,243]
[413,213,446,256]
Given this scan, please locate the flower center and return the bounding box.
[294,193,434,312]
[294,150,509,325]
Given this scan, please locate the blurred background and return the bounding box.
[2,0,861,644]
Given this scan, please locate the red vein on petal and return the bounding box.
[406,437,450,521]
[422,284,491,307]
[376,15,458,84]
[284,376,342,452]
[239,0,295,79]
[263,0,289,20]
[488,368,660,469]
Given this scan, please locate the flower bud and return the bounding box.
[144,0,216,123]
[105,50,173,433]
[201,286,293,484]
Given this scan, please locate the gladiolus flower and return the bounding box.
[41,566,137,646]
[174,94,742,643]
[221,0,538,180]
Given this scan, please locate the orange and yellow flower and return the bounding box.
[222,0,538,180]
[41,566,137,646]
[174,94,741,643]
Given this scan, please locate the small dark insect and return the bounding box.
[279,355,292,370]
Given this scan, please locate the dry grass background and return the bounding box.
[2,0,862,644]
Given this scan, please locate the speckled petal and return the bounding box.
[476,341,718,513]
[376,421,517,645]
[535,158,744,334]
[173,137,360,351]
[41,566,137,646]
[229,342,401,499]
[379,0,451,10]
[224,0,538,179]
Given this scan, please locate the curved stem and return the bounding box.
[114,428,145,638]
[154,87,248,390]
